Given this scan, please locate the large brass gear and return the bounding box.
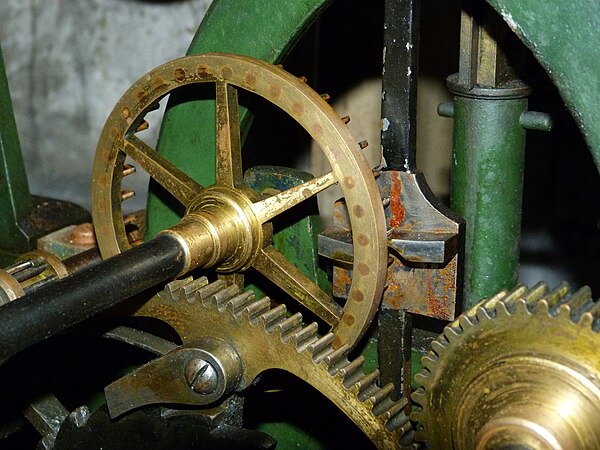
[411,282,600,449]
[91,53,387,348]
[118,276,415,449]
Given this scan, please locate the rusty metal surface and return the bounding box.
[322,170,463,321]
[381,171,463,320]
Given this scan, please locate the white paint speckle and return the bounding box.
[382,117,391,132]
[403,158,410,170]
[405,42,413,51]
[407,66,412,77]
[382,46,386,64]
[382,90,386,100]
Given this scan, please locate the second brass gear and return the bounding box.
[411,282,600,449]
[129,277,415,449]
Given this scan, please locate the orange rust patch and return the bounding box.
[332,335,343,350]
[343,314,355,326]
[137,90,148,103]
[196,65,209,77]
[353,205,364,218]
[344,176,355,189]
[389,171,405,227]
[109,128,120,140]
[220,66,233,79]
[174,68,186,81]
[312,124,323,137]
[357,234,369,246]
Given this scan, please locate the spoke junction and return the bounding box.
[122,135,203,207]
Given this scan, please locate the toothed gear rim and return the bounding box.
[411,282,600,449]
[135,277,415,449]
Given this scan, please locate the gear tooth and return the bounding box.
[354,369,380,397]
[580,311,595,329]
[534,298,551,317]
[523,282,550,306]
[339,355,366,387]
[195,279,227,305]
[541,281,570,309]
[443,325,461,343]
[567,286,593,322]
[458,314,475,329]
[276,312,303,341]
[400,429,417,449]
[414,370,431,388]
[244,297,272,323]
[557,303,574,321]
[292,322,319,352]
[411,386,427,405]
[421,354,438,372]
[324,344,351,375]
[308,333,335,363]
[260,303,287,332]
[502,284,528,307]
[227,291,255,316]
[180,276,210,302]
[383,399,410,431]
[367,383,395,413]
[495,300,513,318]
[430,339,446,356]
[476,305,493,322]
[208,284,240,308]
[482,289,509,312]
[158,277,194,302]
[512,298,531,316]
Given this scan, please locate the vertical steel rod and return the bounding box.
[381,0,420,171]
[378,0,420,399]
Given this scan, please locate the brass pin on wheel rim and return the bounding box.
[91,53,387,348]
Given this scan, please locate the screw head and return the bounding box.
[184,358,219,395]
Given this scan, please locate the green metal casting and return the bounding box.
[0,45,32,253]
[449,86,528,308]
[488,0,600,173]
[147,0,333,236]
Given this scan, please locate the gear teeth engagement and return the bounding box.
[411,281,599,447]
[157,278,413,449]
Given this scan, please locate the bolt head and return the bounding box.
[184,358,219,395]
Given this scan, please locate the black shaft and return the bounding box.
[0,233,186,362]
[381,0,420,171]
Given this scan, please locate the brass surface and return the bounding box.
[124,277,414,449]
[412,283,600,449]
[0,250,68,304]
[91,53,387,347]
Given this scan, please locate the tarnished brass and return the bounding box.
[0,250,68,304]
[91,53,387,348]
[412,283,600,449]
[117,277,414,449]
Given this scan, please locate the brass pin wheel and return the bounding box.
[91,53,387,348]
